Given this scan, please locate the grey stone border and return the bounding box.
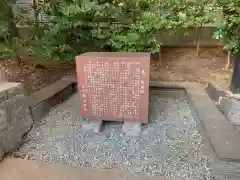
[150,81,240,162]
[15,75,240,178]
[206,82,240,126]
[206,82,228,102]
[27,75,77,122]
[26,75,240,162]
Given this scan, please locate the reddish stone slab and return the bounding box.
[75,52,150,124]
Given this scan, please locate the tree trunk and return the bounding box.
[15,54,22,66]
[196,26,202,57]
[158,48,162,66]
[196,5,204,57]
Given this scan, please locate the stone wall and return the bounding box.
[206,82,240,125]
[0,82,33,160]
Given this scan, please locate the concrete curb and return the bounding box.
[206,82,228,102]
[0,158,170,180]
[206,82,240,125]
[151,81,240,180]
[26,76,240,162]
[3,74,239,178]
[28,76,77,122]
[150,81,240,161]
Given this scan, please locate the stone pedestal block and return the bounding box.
[0,82,32,161]
[0,95,30,124]
[0,115,32,152]
[122,122,142,136]
[0,143,4,161]
[82,119,102,133]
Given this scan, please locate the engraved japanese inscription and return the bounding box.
[76,53,150,123]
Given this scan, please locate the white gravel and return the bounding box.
[20,93,213,180]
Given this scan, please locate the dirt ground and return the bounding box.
[0,59,75,95]
[0,47,232,94]
[153,47,232,89]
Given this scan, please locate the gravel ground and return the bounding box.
[19,93,213,180]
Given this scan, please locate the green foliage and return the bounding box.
[213,0,240,53]
[0,0,221,62]
[0,0,26,61]
[0,0,16,40]
[0,38,25,60]
[31,0,193,61]
[177,0,217,56]
[29,0,120,61]
[0,22,9,39]
[183,0,216,27]
[28,35,75,61]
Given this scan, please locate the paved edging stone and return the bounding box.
[0,158,170,180]
[28,76,76,122]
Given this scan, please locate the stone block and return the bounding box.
[231,93,240,100]
[187,86,240,160]
[227,99,240,125]
[47,84,73,107]
[82,119,102,133]
[0,94,30,124]
[28,77,75,122]
[122,122,142,136]
[0,108,7,131]
[218,97,232,116]
[206,83,214,100]
[206,82,227,102]
[0,115,32,152]
[219,97,240,125]
[28,78,73,107]
[0,142,4,161]
[0,90,7,103]
[0,82,23,100]
[30,101,51,122]
[6,83,23,99]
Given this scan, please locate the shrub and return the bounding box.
[213,0,240,69]
[29,0,186,61]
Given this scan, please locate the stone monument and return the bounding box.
[76,52,150,133]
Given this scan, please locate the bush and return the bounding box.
[213,0,240,69]
[213,0,240,53]
[0,0,219,63]
[30,0,188,61]
[0,0,25,62]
